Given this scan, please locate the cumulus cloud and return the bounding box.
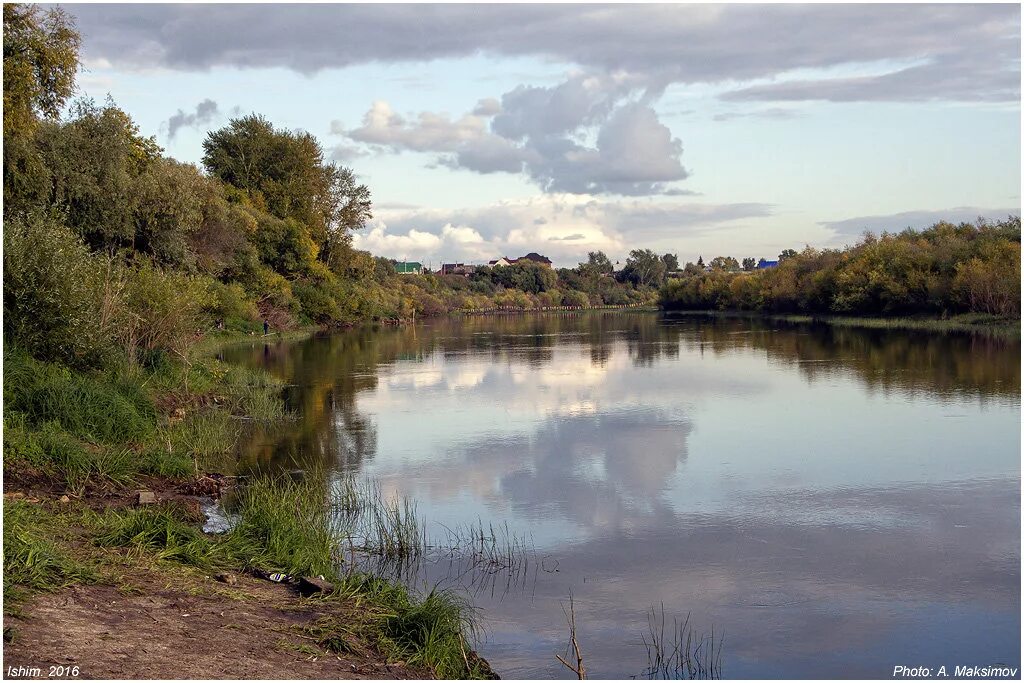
[354,194,773,265]
[340,75,689,195]
[66,5,1020,103]
[822,206,1021,243]
[471,98,501,117]
[165,98,219,140]
[348,101,490,152]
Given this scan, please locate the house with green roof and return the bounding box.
[395,261,423,274]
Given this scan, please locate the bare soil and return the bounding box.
[3,567,430,680]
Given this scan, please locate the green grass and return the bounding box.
[222,365,288,421]
[226,474,341,578]
[4,349,157,445]
[3,502,96,606]
[3,417,136,492]
[801,312,1020,339]
[91,505,222,567]
[312,575,488,678]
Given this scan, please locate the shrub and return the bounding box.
[207,281,259,328]
[3,212,113,367]
[293,280,340,324]
[117,261,213,359]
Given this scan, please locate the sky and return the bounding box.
[64,3,1021,268]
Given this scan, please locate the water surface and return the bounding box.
[223,312,1020,679]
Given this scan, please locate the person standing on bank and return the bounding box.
[263,319,269,336]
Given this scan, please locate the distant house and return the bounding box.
[513,252,553,268]
[440,263,477,276]
[488,257,513,267]
[756,259,779,270]
[394,261,423,275]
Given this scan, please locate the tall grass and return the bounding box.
[3,502,96,605]
[222,365,288,421]
[92,505,221,566]
[3,417,136,492]
[226,474,342,578]
[4,349,156,444]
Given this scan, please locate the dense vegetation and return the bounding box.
[4,4,654,370]
[660,219,1021,317]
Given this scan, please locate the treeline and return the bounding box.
[2,5,657,371]
[660,219,1021,317]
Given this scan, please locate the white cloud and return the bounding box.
[355,194,774,265]
[340,73,689,196]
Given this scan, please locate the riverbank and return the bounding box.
[2,330,495,680]
[662,310,1021,340]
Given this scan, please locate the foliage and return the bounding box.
[3,212,115,366]
[34,98,163,249]
[623,249,668,287]
[660,218,1021,317]
[2,4,80,138]
[202,114,372,269]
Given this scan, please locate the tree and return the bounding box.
[742,257,756,271]
[580,251,614,276]
[36,98,163,249]
[779,248,798,262]
[710,256,740,272]
[3,4,80,139]
[3,4,81,213]
[697,255,705,269]
[623,249,667,287]
[682,261,703,276]
[202,114,372,270]
[320,165,372,271]
[661,253,679,272]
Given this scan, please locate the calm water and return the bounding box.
[223,312,1021,679]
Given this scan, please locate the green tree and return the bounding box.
[710,256,740,272]
[35,98,162,249]
[742,257,756,271]
[580,251,614,276]
[624,249,667,287]
[202,114,372,270]
[661,253,679,272]
[3,4,80,139]
[779,248,798,262]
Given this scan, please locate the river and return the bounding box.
[222,312,1021,679]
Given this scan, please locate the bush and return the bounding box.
[207,281,259,328]
[118,261,213,359]
[3,212,114,367]
[293,279,340,324]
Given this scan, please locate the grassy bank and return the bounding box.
[2,333,491,679]
[663,310,1021,340]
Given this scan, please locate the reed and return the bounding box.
[640,604,723,680]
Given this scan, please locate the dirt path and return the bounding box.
[3,569,428,680]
